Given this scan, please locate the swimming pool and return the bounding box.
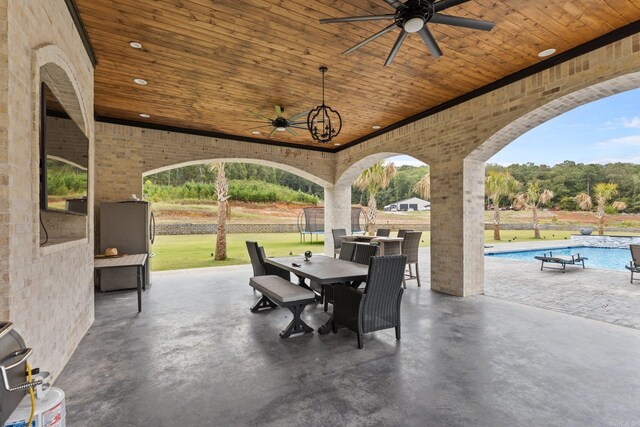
[485,246,631,271]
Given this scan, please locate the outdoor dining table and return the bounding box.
[264,255,369,334]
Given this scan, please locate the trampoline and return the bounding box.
[297,207,366,242]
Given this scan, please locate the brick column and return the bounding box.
[430,159,485,296]
[324,185,352,256]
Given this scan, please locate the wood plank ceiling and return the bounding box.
[76,0,640,149]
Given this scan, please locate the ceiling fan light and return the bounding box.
[276,127,286,132]
[403,17,425,33]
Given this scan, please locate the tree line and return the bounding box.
[147,163,324,198]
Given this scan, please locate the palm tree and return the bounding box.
[413,172,430,200]
[513,182,554,239]
[209,162,230,260]
[355,161,397,235]
[575,182,627,235]
[485,171,520,241]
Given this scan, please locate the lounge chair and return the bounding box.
[534,251,588,272]
[624,244,640,283]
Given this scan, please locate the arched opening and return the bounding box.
[472,75,640,328]
[332,152,432,287]
[142,159,329,272]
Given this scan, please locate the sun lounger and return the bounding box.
[534,251,587,272]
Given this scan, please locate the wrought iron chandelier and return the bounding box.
[307,66,342,144]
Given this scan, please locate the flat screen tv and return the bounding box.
[39,82,89,215]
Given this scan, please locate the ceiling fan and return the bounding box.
[320,0,495,66]
[241,106,309,137]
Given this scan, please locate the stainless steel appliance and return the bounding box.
[99,201,155,291]
[0,322,40,426]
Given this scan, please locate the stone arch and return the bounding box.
[34,44,90,136]
[143,157,331,187]
[469,71,640,162]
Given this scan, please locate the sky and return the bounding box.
[386,88,640,167]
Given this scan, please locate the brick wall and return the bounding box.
[1,0,94,379]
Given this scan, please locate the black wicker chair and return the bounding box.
[353,244,379,265]
[332,228,347,258]
[246,241,290,281]
[333,255,407,349]
[323,242,358,312]
[397,229,411,240]
[339,242,357,262]
[376,228,391,237]
[401,231,422,288]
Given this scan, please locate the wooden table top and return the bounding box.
[265,255,369,285]
[94,253,148,269]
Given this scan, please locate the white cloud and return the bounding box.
[600,116,640,130]
[622,116,640,128]
[594,134,640,148]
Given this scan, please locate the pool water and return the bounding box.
[486,246,631,271]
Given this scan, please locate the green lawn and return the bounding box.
[150,229,610,271]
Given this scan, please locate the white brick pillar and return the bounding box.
[324,185,352,256]
[430,159,485,296]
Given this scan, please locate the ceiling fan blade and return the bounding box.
[237,119,271,123]
[344,23,397,55]
[285,127,298,136]
[418,26,443,58]
[289,125,307,130]
[383,0,405,9]
[288,110,310,121]
[275,105,283,118]
[430,14,495,31]
[248,110,272,121]
[268,128,277,138]
[320,14,396,24]
[384,30,408,66]
[433,0,470,13]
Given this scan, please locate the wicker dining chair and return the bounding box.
[353,244,379,265]
[246,241,290,281]
[323,241,360,312]
[339,241,357,262]
[397,229,411,240]
[401,231,422,288]
[332,228,347,258]
[376,228,391,237]
[333,255,407,349]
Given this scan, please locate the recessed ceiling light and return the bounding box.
[251,131,261,135]
[372,125,381,130]
[139,113,150,118]
[129,41,143,49]
[334,143,341,146]
[538,48,556,58]
[133,78,148,86]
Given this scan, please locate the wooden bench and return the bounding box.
[249,275,316,338]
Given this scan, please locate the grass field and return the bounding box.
[150,229,595,271]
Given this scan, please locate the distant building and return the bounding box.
[384,197,431,212]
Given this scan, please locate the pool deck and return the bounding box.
[481,240,640,329]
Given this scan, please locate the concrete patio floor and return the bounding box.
[56,259,640,426]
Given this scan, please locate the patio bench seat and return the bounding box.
[249,275,316,338]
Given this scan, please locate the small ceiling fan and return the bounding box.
[241,106,309,137]
[320,0,495,66]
